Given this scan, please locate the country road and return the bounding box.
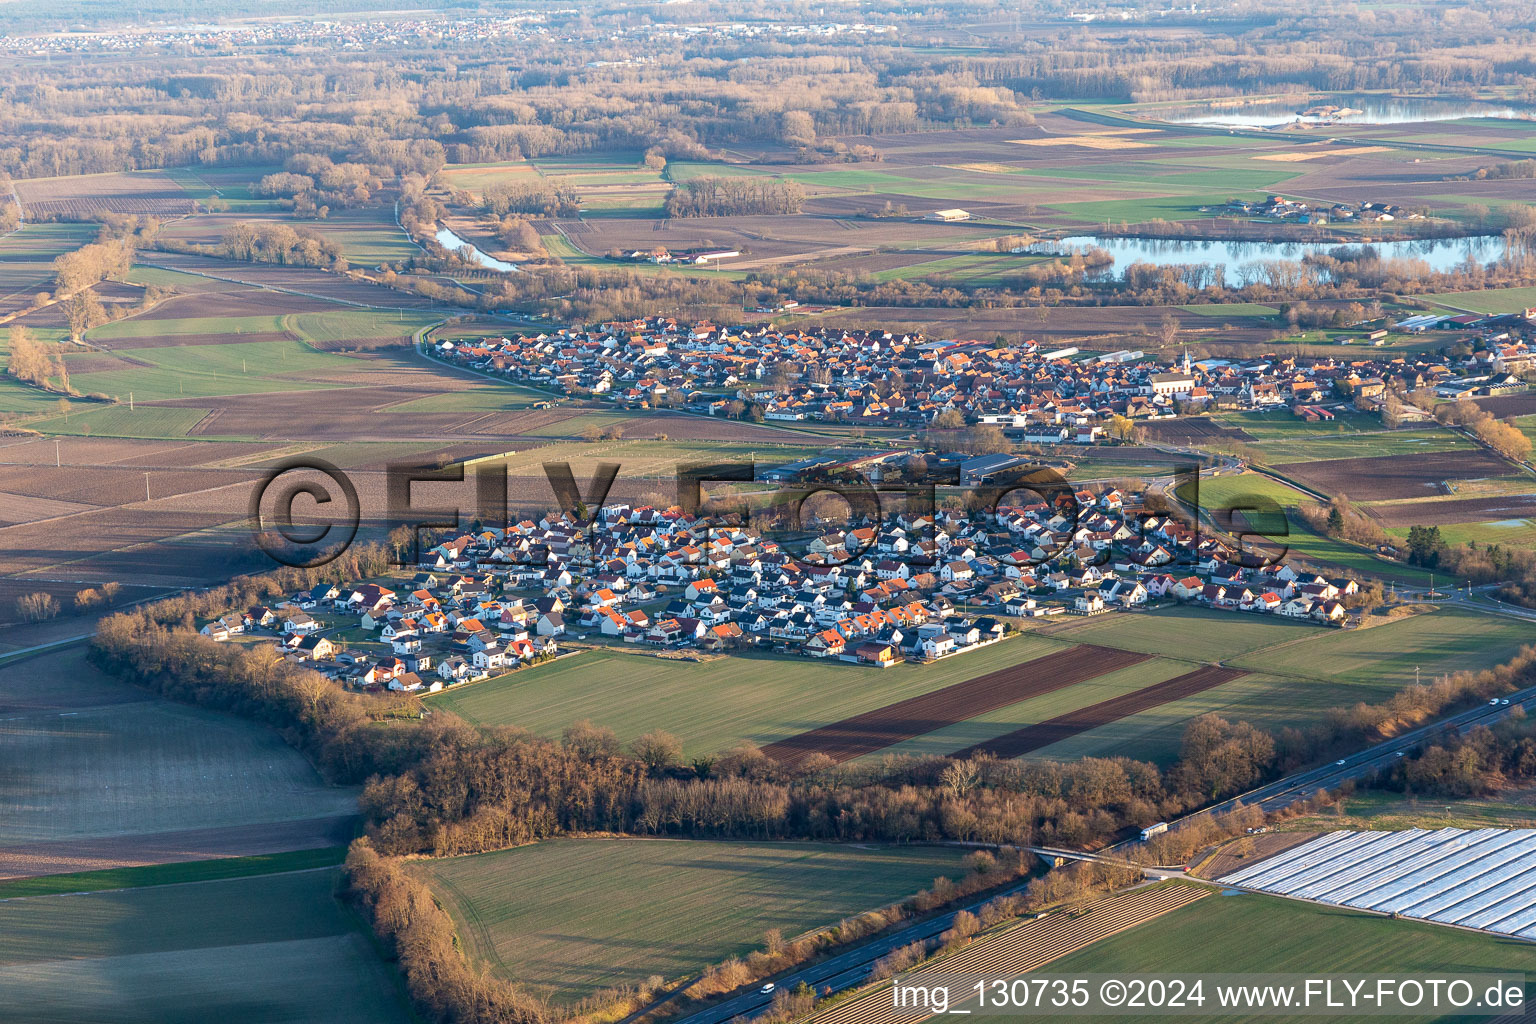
[666,683,1536,1024]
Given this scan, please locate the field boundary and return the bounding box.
[952,665,1247,759]
[809,882,1210,1024]
[760,645,1153,768]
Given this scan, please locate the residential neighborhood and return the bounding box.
[432,311,1534,431]
[200,482,1366,690]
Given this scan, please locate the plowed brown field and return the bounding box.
[1274,450,1512,501]
[760,645,1152,768]
[953,665,1246,759]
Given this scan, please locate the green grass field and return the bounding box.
[304,207,423,266]
[87,313,289,340]
[0,221,98,261]
[1016,605,1530,762]
[1046,192,1270,224]
[0,648,357,851]
[0,868,411,1023]
[1044,888,1536,1021]
[67,339,357,403]
[429,636,1073,754]
[1250,428,1471,463]
[1049,605,1326,661]
[1280,786,1536,833]
[1425,285,1536,314]
[1225,605,1532,688]
[285,308,441,347]
[1388,517,1536,549]
[0,336,76,418]
[414,838,972,1004]
[860,656,1193,760]
[1178,302,1278,317]
[0,848,346,899]
[27,403,215,438]
[1176,470,1437,584]
[866,251,1052,286]
[1213,409,1380,439]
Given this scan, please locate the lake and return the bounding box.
[1032,235,1509,280]
[435,225,519,272]
[1157,94,1532,129]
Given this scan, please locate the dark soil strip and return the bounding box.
[952,665,1247,759]
[760,645,1152,768]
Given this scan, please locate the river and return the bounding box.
[1156,94,1532,129]
[1031,234,1510,280]
[435,225,519,272]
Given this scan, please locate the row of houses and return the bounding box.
[433,315,1530,433]
[202,483,1363,678]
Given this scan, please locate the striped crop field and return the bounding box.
[811,884,1209,1024]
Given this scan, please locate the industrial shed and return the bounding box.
[1219,829,1536,939]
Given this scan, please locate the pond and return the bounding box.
[435,225,519,273]
[1156,94,1533,129]
[1032,234,1510,280]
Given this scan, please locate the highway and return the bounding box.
[656,875,1043,1024]
[665,686,1536,1024]
[1129,681,1536,842]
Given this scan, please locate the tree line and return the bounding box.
[83,544,1536,1024]
[664,176,805,218]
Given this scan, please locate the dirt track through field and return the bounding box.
[811,884,1208,1024]
[952,665,1247,759]
[760,645,1151,768]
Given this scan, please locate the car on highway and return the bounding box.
[760,983,776,995]
[1335,759,1346,766]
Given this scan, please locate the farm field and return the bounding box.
[1178,470,1308,513]
[414,838,972,1004]
[1048,605,1325,661]
[0,222,97,318]
[1173,470,1440,583]
[0,333,77,418]
[1275,785,1536,833]
[1424,285,1536,314]
[1223,605,1532,688]
[67,339,355,403]
[1273,449,1516,503]
[0,867,412,1023]
[760,644,1154,768]
[1007,606,1531,761]
[1179,302,1279,317]
[812,883,1211,1024]
[1210,408,1383,438]
[1388,517,1536,548]
[955,665,1248,758]
[0,647,358,878]
[1042,891,1536,1021]
[12,170,200,218]
[428,636,1074,755]
[1248,427,1471,463]
[856,657,1191,761]
[302,205,424,266]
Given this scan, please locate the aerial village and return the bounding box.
[203,474,1366,695]
[190,312,1536,694]
[434,313,1534,431]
